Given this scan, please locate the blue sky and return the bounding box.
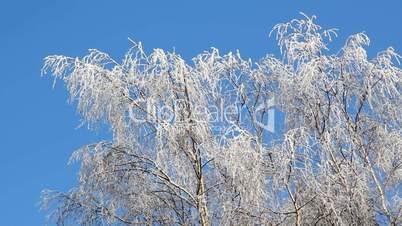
[0,0,401,225]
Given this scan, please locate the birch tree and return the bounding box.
[41,14,402,225]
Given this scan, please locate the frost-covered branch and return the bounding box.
[41,13,401,225]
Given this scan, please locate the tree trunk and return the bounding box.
[197,176,210,226]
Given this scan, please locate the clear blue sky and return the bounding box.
[0,0,401,225]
